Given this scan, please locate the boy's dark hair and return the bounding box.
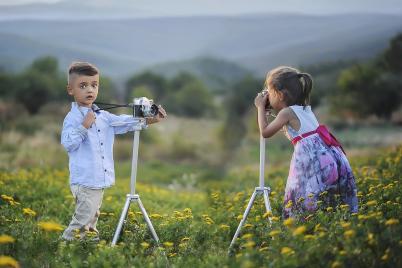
[265,66,313,107]
[68,61,99,82]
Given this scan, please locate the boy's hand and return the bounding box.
[82,111,96,129]
[146,105,167,124]
[156,105,167,120]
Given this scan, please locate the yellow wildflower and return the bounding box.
[241,233,253,239]
[340,222,351,228]
[22,208,36,217]
[326,207,333,212]
[263,211,273,218]
[140,242,149,249]
[259,246,269,252]
[331,261,342,268]
[181,237,190,242]
[243,241,256,248]
[308,193,314,198]
[37,221,63,232]
[293,226,307,236]
[1,194,14,202]
[283,218,294,227]
[168,253,177,258]
[385,218,399,226]
[219,224,230,230]
[271,216,279,222]
[0,255,19,268]
[269,230,280,237]
[340,204,349,210]
[285,200,293,208]
[163,242,174,248]
[304,234,315,240]
[244,224,253,228]
[344,230,355,239]
[0,235,15,244]
[366,200,377,206]
[281,247,294,255]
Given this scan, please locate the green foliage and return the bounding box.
[382,32,402,73]
[331,33,402,119]
[168,79,214,118]
[220,75,263,151]
[1,146,401,267]
[126,71,167,101]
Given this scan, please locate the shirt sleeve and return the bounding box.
[61,117,88,153]
[106,112,143,134]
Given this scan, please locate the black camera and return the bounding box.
[132,97,159,118]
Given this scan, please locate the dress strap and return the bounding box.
[291,125,346,154]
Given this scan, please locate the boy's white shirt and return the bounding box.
[61,102,142,189]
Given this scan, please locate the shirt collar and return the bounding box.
[71,102,100,117]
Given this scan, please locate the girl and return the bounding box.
[254,66,358,219]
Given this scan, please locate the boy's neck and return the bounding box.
[75,101,93,109]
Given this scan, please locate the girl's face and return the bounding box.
[267,86,287,111]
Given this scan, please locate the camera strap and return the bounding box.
[93,102,131,112]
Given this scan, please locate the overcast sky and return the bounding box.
[0,0,401,16]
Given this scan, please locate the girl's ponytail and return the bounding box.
[298,73,313,106]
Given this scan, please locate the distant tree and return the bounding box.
[15,70,53,114]
[0,71,14,99]
[171,80,215,117]
[31,56,59,75]
[220,75,262,150]
[331,33,402,119]
[168,72,199,93]
[382,32,402,72]
[128,85,155,103]
[126,71,167,101]
[96,76,117,103]
[332,63,401,119]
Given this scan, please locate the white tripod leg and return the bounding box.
[229,190,257,249]
[112,195,132,246]
[263,189,273,225]
[137,197,160,243]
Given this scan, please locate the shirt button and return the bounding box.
[102,156,104,159]
[104,169,107,172]
[98,129,100,132]
[101,143,103,145]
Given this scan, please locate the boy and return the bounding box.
[61,61,166,241]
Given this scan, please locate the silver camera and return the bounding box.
[132,97,159,118]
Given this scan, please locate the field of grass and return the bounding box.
[1,107,402,267]
[1,142,401,267]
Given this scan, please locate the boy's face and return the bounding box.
[67,74,99,108]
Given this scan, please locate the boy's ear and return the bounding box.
[66,84,73,96]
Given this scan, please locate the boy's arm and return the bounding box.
[61,118,88,152]
[107,112,143,135]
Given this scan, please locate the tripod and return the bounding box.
[229,136,273,251]
[111,119,160,246]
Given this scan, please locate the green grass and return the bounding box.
[1,146,401,267]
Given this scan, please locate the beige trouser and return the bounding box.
[62,184,104,240]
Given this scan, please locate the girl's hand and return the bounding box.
[254,91,268,109]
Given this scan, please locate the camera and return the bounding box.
[132,97,159,118]
[261,89,272,111]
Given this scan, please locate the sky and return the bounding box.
[0,0,401,16]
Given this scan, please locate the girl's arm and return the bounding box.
[254,93,289,138]
[256,107,290,138]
